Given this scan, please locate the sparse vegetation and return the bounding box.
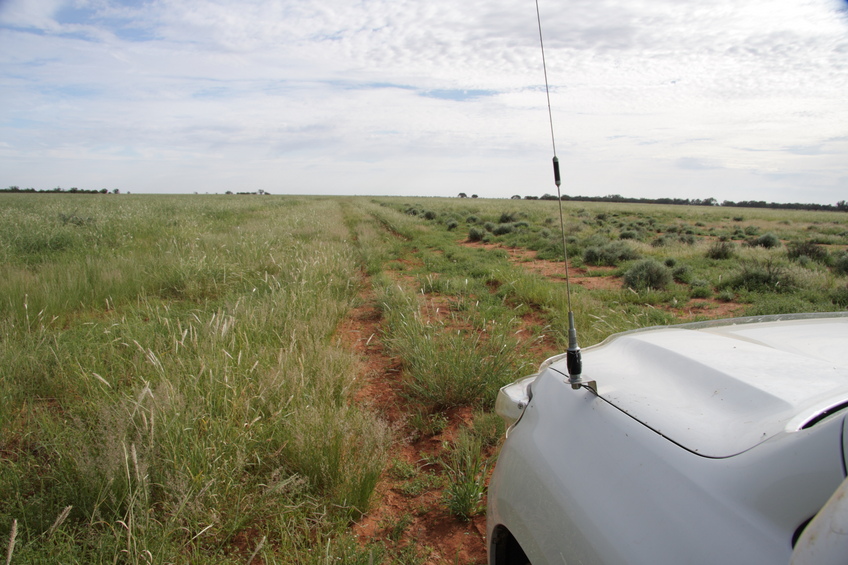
[2,193,846,562]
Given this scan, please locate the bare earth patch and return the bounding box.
[336,277,489,564]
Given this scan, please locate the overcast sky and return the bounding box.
[1,0,847,202]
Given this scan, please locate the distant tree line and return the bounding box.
[2,186,121,194]
[503,192,847,212]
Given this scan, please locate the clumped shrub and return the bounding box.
[719,260,797,293]
[744,225,760,236]
[831,285,848,307]
[672,265,693,284]
[483,222,496,233]
[446,219,458,231]
[679,234,696,245]
[833,254,848,276]
[751,233,781,249]
[619,230,637,240]
[466,215,479,224]
[468,227,485,242]
[706,241,735,260]
[423,210,437,220]
[499,212,517,224]
[664,258,677,267]
[717,289,736,302]
[623,259,673,291]
[787,241,828,263]
[690,279,712,299]
[492,224,514,236]
[583,241,640,266]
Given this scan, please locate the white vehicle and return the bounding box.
[487,312,848,565]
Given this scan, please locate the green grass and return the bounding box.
[2,193,846,562]
[440,429,489,520]
[0,195,389,563]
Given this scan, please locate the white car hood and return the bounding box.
[550,314,848,457]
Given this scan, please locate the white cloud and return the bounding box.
[0,0,846,202]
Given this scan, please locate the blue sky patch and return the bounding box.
[421,89,497,101]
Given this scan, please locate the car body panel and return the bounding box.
[547,315,848,457]
[791,475,848,564]
[487,313,848,565]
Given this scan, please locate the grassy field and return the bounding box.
[1,194,847,563]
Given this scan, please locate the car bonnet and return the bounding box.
[549,314,848,457]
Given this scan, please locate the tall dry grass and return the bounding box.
[0,195,389,563]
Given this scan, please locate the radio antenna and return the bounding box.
[534,0,584,390]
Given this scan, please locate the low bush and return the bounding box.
[672,265,693,284]
[623,259,673,291]
[787,240,828,263]
[832,253,848,276]
[717,289,736,302]
[831,285,848,307]
[690,279,712,299]
[719,260,797,293]
[583,241,640,266]
[749,233,781,249]
[706,241,735,260]
[468,227,485,242]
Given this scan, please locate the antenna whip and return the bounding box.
[535,0,583,388]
